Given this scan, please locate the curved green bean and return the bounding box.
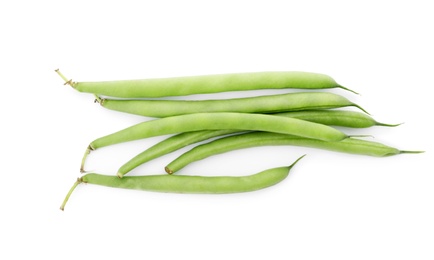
[56,70,357,98]
[99,92,366,117]
[81,112,348,172]
[60,155,305,210]
[165,132,421,174]
[117,130,241,177]
[117,110,394,177]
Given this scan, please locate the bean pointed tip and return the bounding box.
[400,150,425,154]
[376,121,404,127]
[289,154,306,168]
[338,85,360,95]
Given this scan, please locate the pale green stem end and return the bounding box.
[60,178,83,211]
[80,146,93,173]
[55,69,75,87]
[94,94,103,104]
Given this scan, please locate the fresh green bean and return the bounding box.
[117,110,394,177]
[60,155,305,210]
[56,70,357,98]
[165,132,421,174]
[98,92,366,117]
[277,110,398,128]
[117,130,241,177]
[81,112,349,172]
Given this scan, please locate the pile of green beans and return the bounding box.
[56,70,421,210]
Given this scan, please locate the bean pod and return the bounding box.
[165,132,421,174]
[117,110,395,177]
[60,155,304,210]
[99,92,366,117]
[56,70,357,98]
[81,112,349,172]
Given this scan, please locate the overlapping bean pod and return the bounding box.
[97,92,368,117]
[57,70,421,210]
[117,110,397,177]
[165,132,421,174]
[80,112,350,172]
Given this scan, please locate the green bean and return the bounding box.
[81,112,349,172]
[117,130,241,177]
[165,132,422,174]
[55,70,357,98]
[117,110,394,177]
[98,92,367,117]
[277,110,398,128]
[60,155,305,210]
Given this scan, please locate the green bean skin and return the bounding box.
[165,132,414,174]
[71,71,354,98]
[88,163,297,193]
[100,92,365,117]
[89,113,348,150]
[117,130,240,177]
[82,112,346,172]
[60,156,304,210]
[277,110,397,128]
[117,110,391,177]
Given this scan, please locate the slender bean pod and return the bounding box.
[117,110,394,177]
[56,70,357,98]
[277,110,398,128]
[98,92,367,117]
[117,130,241,177]
[165,132,422,174]
[60,156,305,210]
[81,112,348,172]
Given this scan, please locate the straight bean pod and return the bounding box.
[117,110,394,177]
[99,92,367,117]
[56,70,357,98]
[61,156,305,210]
[81,112,348,172]
[165,132,421,174]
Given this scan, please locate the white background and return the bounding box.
[1,0,433,259]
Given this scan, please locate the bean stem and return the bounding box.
[55,69,75,87]
[60,178,83,211]
[80,146,93,173]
